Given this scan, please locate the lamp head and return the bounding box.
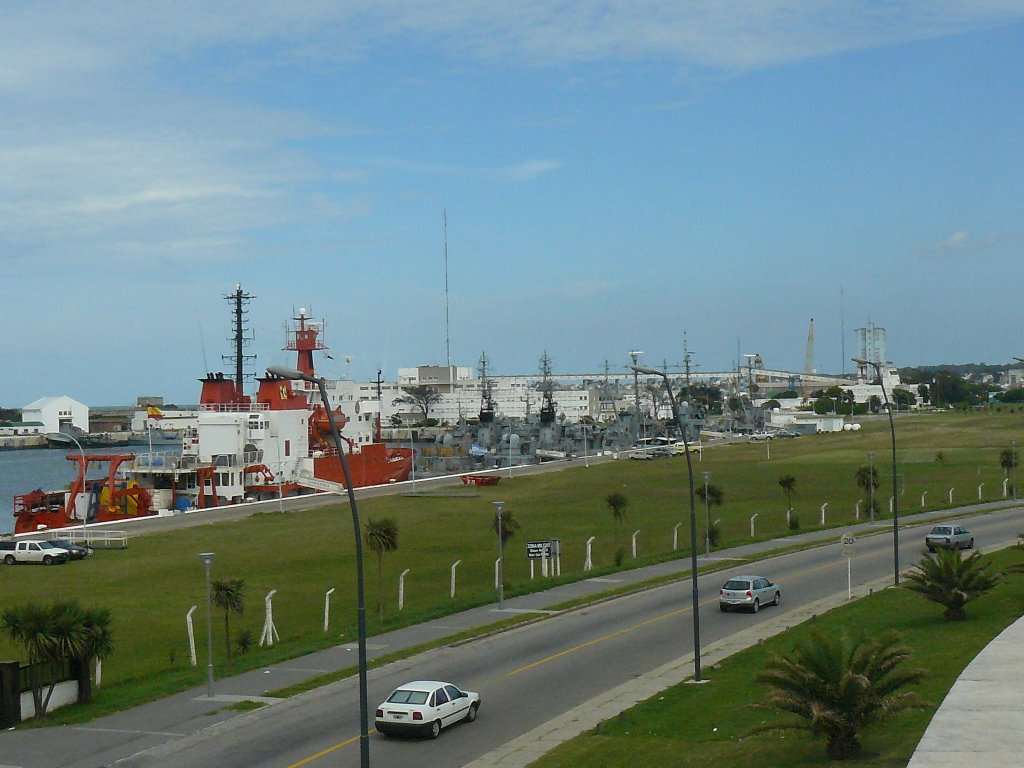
[631,364,661,377]
[267,365,315,383]
[493,501,505,514]
[199,552,215,566]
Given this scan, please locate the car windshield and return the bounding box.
[723,580,751,590]
[38,542,61,549]
[930,526,952,535]
[387,689,429,705]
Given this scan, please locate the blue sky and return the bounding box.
[3,2,1023,407]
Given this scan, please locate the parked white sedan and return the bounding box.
[375,680,480,739]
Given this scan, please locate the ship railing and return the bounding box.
[199,402,270,413]
[129,451,181,470]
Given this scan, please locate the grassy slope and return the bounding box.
[0,409,1020,715]
[535,547,1024,768]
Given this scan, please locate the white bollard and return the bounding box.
[1004,478,1009,497]
[450,560,461,598]
[95,658,102,689]
[978,483,984,500]
[494,558,501,589]
[854,500,861,520]
[673,523,682,551]
[632,530,640,559]
[820,503,828,525]
[889,496,894,514]
[259,589,279,647]
[921,491,928,508]
[786,508,791,527]
[584,536,595,571]
[750,513,758,538]
[398,570,409,611]
[949,488,954,503]
[186,605,198,667]
[324,587,335,631]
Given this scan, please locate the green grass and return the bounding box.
[1,409,1021,722]
[534,546,1024,768]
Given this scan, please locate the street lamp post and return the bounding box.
[701,471,711,558]
[632,365,703,681]
[855,357,899,585]
[198,552,215,698]
[494,501,505,609]
[267,365,370,768]
[1012,439,1017,502]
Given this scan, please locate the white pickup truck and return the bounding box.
[0,540,71,565]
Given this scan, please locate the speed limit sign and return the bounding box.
[841,533,856,558]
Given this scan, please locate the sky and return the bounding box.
[3,1,1024,407]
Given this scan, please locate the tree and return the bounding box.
[868,394,882,413]
[855,464,879,515]
[752,628,926,760]
[365,517,399,621]
[892,388,916,409]
[999,447,1018,479]
[392,386,442,424]
[75,605,113,705]
[606,491,628,542]
[2,602,62,718]
[697,483,725,547]
[778,474,797,517]
[904,549,999,620]
[917,382,930,404]
[211,578,245,670]
[491,505,521,589]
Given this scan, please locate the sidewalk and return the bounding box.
[906,615,1024,768]
[0,499,1016,768]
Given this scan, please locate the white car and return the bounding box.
[375,680,480,739]
[925,524,974,552]
[719,575,781,613]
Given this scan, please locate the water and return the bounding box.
[0,447,140,535]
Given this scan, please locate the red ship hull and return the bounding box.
[314,443,414,487]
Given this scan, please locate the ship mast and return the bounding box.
[538,351,557,424]
[222,284,256,395]
[478,351,495,423]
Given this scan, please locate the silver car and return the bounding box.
[719,575,781,613]
[925,524,974,552]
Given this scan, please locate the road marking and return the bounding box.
[286,729,377,767]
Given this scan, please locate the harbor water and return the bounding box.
[0,447,142,536]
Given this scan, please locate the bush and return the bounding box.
[236,628,255,655]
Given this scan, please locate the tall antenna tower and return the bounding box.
[443,209,451,369]
[804,318,815,389]
[222,284,256,394]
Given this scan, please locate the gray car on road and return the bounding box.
[925,524,974,552]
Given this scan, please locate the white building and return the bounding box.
[21,396,89,434]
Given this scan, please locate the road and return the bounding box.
[101,505,1022,768]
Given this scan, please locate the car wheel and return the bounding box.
[967,538,974,550]
[43,555,53,565]
[428,720,441,739]
[927,546,935,553]
[465,703,479,723]
[751,598,760,614]
[3,555,15,565]
[719,604,728,612]
[773,591,781,607]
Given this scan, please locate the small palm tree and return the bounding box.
[76,605,114,704]
[606,491,628,543]
[2,602,58,718]
[697,483,725,547]
[211,578,245,669]
[491,506,521,589]
[752,628,926,760]
[854,464,879,515]
[778,474,797,518]
[365,516,400,620]
[904,549,999,620]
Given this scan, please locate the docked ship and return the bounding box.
[12,287,413,534]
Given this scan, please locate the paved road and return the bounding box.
[1,501,1019,768]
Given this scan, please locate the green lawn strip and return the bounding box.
[2,410,1021,724]
[533,547,1024,768]
[266,612,544,699]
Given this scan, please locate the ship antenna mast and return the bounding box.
[444,209,451,369]
[222,284,256,394]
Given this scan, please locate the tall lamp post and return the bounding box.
[855,357,899,585]
[494,501,505,609]
[267,365,370,768]
[701,471,711,558]
[632,365,702,681]
[198,552,215,698]
[52,432,88,528]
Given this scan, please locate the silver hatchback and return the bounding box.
[719,575,781,613]
[925,524,974,552]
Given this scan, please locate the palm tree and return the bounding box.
[2,602,56,718]
[855,464,879,515]
[606,491,628,543]
[1000,447,1018,493]
[76,606,114,704]
[752,628,926,760]
[904,549,999,620]
[778,474,797,519]
[365,517,400,620]
[41,602,88,714]
[392,386,442,425]
[491,505,521,590]
[697,482,725,547]
[211,578,245,669]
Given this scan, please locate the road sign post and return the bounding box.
[840,533,856,599]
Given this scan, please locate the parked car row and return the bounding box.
[0,538,93,565]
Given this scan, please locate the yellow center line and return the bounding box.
[286,729,376,767]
